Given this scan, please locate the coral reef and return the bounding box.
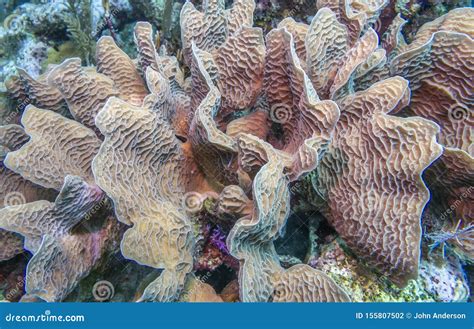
[312,239,469,302]
[0,1,69,82]
[0,0,472,303]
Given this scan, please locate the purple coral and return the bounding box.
[209,227,229,254]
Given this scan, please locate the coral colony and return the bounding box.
[0,0,472,303]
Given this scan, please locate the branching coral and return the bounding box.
[0,0,472,302]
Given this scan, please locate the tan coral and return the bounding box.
[0,124,56,261]
[4,106,101,190]
[145,67,192,139]
[388,12,473,252]
[134,21,187,85]
[5,69,68,115]
[1,2,472,303]
[96,36,148,106]
[0,176,116,302]
[226,109,270,141]
[305,8,348,98]
[315,77,443,286]
[329,27,378,99]
[278,18,309,67]
[288,7,381,100]
[403,8,474,52]
[92,97,194,302]
[180,0,255,65]
[402,81,473,153]
[180,276,224,302]
[381,14,407,60]
[264,28,340,181]
[316,0,367,46]
[0,124,29,151]
[47,58,118,134]
[272,264,350,302]
[187,29,265,121]
[213,27,265,116]
[228,133,350,302]
[391,30,473,154]
[187,46,239,189]
[1,19,201,303]
[214,185,253,221]
[134,21,162,76]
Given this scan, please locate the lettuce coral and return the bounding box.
[0,0,472,302]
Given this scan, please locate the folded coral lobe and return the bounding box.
[316,77,443,286]
[47,58,118,134]
[4,106,101,190]
[264,28,340,180]
[92,97,194,301]
[229,134,350,302]
[92,97,188,225]
[0,176,112,302]
[96,36,148,107]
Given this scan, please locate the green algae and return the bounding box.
[42,41,84,70]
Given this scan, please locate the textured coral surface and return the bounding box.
[0,0,472,303]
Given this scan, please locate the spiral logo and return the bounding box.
[182,192,204,213]
[4,14,25,32]
[272,281,292,302]
[269,103,292,124]
[448,104,470,123]
[3,192,26,208]
[92,280,114,302]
